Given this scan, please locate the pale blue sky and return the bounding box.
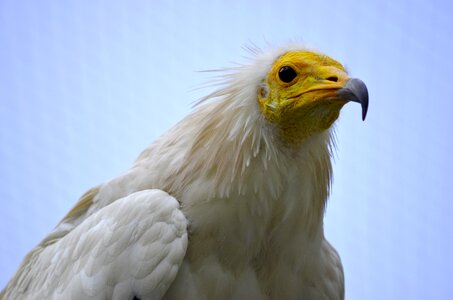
[1,1,452,299]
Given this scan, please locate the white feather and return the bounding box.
[2,190,187,300]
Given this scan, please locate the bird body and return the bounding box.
[1,44,368,300]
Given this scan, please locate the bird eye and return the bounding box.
[278,66,297,83]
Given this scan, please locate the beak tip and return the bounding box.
[362,101,368,121]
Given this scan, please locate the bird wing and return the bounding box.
[2,189,188,300]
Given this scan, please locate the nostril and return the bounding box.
[326,76,338,82]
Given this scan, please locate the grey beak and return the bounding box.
[338,78,369,121]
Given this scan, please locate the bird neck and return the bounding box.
[176,99,334,232]
[179,125,333,272]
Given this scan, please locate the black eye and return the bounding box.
[278,66,297,83]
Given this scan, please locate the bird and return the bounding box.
[1,43,368,300]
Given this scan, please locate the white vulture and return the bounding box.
[1,44,368,300]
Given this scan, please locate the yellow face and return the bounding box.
[258,51,351,144]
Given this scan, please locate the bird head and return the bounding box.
[257,51,368,144]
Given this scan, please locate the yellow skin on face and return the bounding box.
[258,51,351,145]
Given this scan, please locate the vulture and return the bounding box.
[1,44,368,300]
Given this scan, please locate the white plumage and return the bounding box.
[3,190,187,299]
[1,44,367,300]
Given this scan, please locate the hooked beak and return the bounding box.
[338,78,369,120]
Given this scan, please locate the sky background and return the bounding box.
[1,0,452,299]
